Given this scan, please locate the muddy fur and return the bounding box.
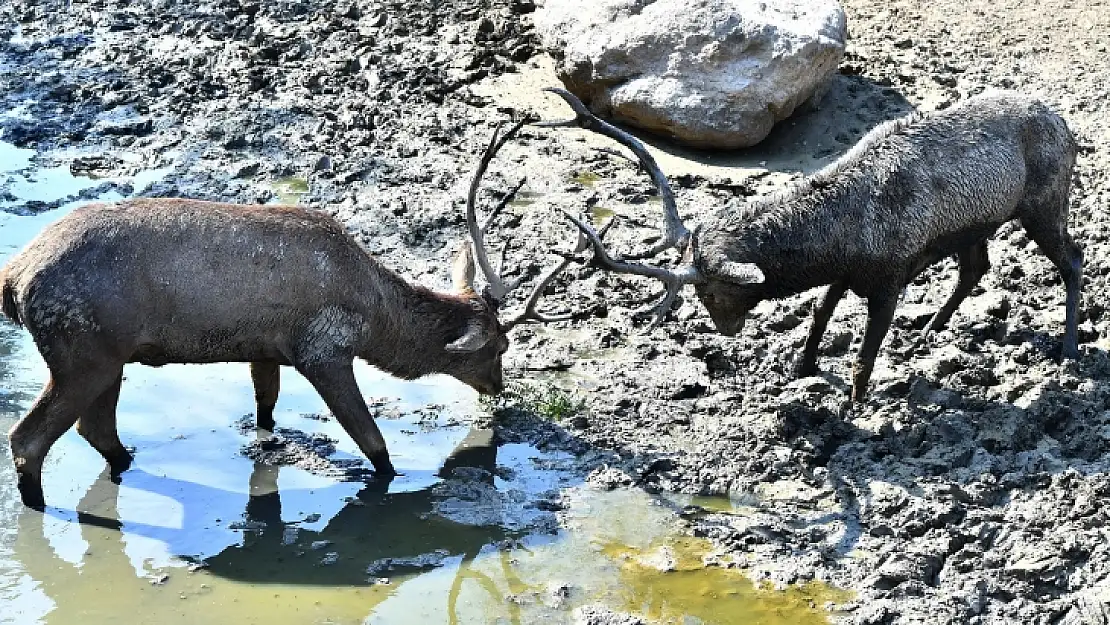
[0,272,19,327]
[693,92,1081,400]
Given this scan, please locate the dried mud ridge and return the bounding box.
[4,0,1110,623]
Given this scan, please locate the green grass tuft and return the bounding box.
[480,381,586,422]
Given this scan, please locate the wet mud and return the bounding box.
[2,0,1110,623]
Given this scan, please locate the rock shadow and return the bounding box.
[601,74,916,178]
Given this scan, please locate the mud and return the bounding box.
[2,0,1110,623]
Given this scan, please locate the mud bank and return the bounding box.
[3,0,1110,623]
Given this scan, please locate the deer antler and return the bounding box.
[536,88,703,330]
[466,119,528,303]
[465,118,589,329]
[535,87,692,258]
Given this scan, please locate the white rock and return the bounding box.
[535,0,848,149]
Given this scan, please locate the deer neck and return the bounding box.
[353,271,475,380]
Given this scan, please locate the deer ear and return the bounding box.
[445,319,492,353]
[718,262,765,285]
[452,242,476,294]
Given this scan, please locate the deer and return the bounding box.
[0,120,582,510]
[539,88,1082,402]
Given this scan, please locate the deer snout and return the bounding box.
[470,372,505,396]
[484,373,506,395]
[711,315,746,337]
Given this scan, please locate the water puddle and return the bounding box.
[271,176,310,205]
[589,205,616,225]
[0,139,847,624]
[507,189,541,210]
[570,170,602,187]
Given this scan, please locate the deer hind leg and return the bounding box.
[1021,209,1082,360]
[250,361,281,431]
[10,365,120,509]
[796,281,848,378]
[75,369,132,475]
[925,241,992,334]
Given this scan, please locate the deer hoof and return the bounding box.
[17,475,46,511]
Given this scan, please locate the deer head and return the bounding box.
[444,118,589,392]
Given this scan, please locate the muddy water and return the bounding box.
[0,142,845,624]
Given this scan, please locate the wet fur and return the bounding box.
[0,198,510,508]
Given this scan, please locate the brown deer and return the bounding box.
[540,88,1081,402]
[0,120,581,509]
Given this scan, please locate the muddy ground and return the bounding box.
[2,0,1110,623]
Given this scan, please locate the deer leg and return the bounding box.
[851,292,900,403]
[797,281,848,377]
[75,369,132,475]
[1022,217,1082,359]
[245,460,283,536]
[250,361,281,430]
[10,366,120,509]
[925,241,991,334]
[294,360,397,477]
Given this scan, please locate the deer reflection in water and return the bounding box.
[12,428,540,625]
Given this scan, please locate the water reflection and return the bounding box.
[8,423,570,625]
[203,430,512,588]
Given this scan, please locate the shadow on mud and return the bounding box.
[605,74,915,179]
[767,340,1110,561]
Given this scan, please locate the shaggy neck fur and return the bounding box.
[353,261,478,380]
[707,110,927,297]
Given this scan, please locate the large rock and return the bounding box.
[534,0,848,149]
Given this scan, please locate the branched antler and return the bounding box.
[537,88,704,329]
[559,210,702,330]
[535,87,691,258]
[466,119,528,303]
[465,118,589,330]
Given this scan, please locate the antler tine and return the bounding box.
[560,209,702,330]
[482,176,527,235]
[466,118,528,302]
[537,87,691,259]
[503,227,591,330]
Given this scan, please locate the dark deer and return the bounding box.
[0,120,581,509]
[541,88,1081,402]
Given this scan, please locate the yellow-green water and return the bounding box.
[571,170,602,187]
[271,176,310,205]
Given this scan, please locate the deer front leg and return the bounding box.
[294,359,397,477]
[797,282,847,378]
[250,361,280,431]
[851,291,900,403]
[11,364,121,509]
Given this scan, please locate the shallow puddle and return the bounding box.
[0,140,846,624]
[271,176,310,205]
